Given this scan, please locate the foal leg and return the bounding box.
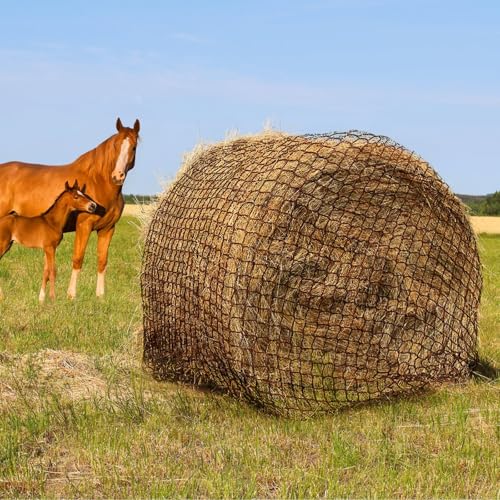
[67,222,93,299]
[45,246,56,301]
[96,227,115,297]
[39,253,50,303]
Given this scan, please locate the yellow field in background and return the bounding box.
[123,204,154,219]
[123,205,500,234]
[469,216,500,234]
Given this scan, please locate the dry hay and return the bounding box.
[0,349,108,405]
[141,131,482,416]
[125,208,500,235]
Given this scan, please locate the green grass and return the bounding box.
[0,217,142,355]
[0,219,498,498]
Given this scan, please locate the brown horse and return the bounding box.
[0,118,140,298]
[0,180,97,302]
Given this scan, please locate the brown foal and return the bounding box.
[0,181,97,302]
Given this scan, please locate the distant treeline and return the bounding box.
[124,192,500,215]
[457,192,500,216]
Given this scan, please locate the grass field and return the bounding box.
[0,217,498,498]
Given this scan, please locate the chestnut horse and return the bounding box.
[0,181,97,302]
[0,118,140,298]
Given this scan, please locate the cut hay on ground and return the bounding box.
[0,349,107,405]
[141,131,482,416]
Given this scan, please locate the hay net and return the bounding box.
[141,131,482,416]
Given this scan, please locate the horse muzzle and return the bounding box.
[88,202,97,213]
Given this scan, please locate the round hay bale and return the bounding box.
[141,131,482,416]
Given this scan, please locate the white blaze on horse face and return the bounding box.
[112,138,131,182]
[67,269,80,299]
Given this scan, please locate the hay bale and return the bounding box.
[141,131,482,416]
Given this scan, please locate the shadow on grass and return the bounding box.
[144,356,499,420]
[471,357,499,381]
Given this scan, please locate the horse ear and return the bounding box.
[73,179,79,190]
[81,184,87,194]
[65,181,70,190]
[116,117,123,132]
[134,119,140,133]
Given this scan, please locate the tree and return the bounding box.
[481,191,500,216]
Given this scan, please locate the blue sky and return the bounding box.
[1,0,499,195]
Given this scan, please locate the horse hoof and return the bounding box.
[67,293,76,300]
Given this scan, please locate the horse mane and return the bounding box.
[73,133,120,180]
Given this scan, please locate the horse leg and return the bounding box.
[96,227,115,297]
[67,222,93,299]
[45,246,56,301]
[39,253,50,303]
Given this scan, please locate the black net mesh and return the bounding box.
[141,131,482,416]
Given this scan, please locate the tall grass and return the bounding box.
[0,219,498,498]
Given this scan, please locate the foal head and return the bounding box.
[111,118,141,186]
[62,180,97,214]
